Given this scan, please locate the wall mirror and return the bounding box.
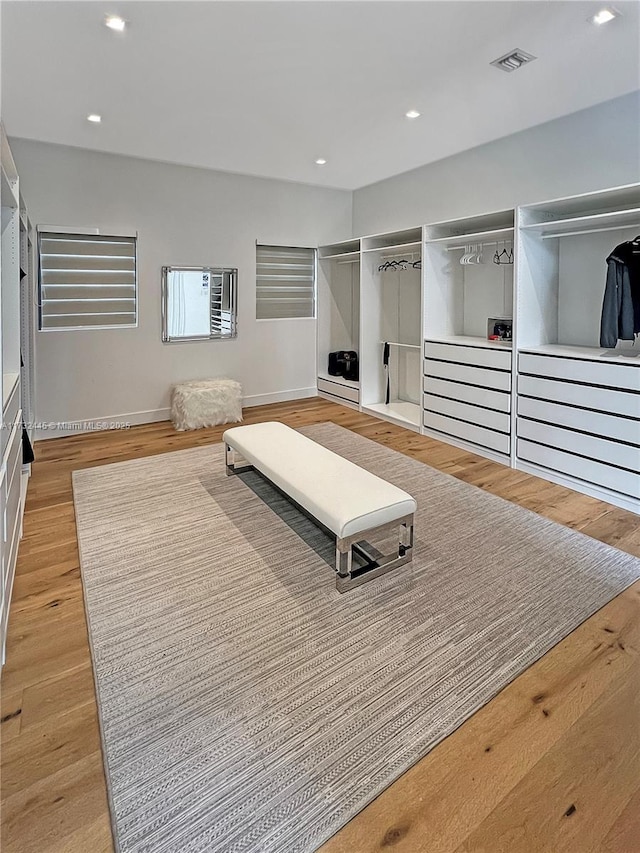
[162,266,238,342]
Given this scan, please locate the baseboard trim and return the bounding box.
[242,387,317,408]
[34,388,318,440]
[35,408,172,441]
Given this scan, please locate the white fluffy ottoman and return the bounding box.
[171,379,243,431]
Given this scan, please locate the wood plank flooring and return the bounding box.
[1,397,639,853]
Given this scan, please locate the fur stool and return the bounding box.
[171,379,243,431]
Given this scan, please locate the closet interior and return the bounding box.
[316,239,361,409]
[360,227,423,431]
[516,185,640,512]
[316,183,639,513]
[422,210,515,463]
[1,125,32,660]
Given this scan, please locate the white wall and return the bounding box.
[353,92,640,235]
[11,139,352,436]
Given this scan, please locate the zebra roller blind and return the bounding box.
[38,232,137,330]
[256,244,316,319]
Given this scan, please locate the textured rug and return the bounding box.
[72,423,640,853]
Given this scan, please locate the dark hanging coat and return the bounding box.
[600,240,640,348]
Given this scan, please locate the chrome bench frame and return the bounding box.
[225,443,414,592]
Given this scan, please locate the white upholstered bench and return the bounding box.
[222,422,417,592]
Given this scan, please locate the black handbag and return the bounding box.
[328,351,359,381]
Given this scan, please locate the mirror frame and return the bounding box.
[161,265,238,343]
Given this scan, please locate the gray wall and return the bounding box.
[12,139,352,434]
[353,92,640,235]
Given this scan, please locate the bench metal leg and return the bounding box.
[335,513,415,593]
[336,542,353,579]
[225,444,253,476]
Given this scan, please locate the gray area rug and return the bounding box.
[72,423,640,853]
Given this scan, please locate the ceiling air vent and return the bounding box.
[490,49,537,72]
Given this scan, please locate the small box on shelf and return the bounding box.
[487,317,513,343]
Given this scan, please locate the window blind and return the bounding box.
[256,244,316,319]
[38,232,137,330]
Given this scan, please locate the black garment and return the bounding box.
[600,239,640,348]
[22,428,34,464]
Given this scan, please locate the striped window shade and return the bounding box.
[256,244,316,319]
[38,232,137,330]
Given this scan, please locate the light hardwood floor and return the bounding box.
[1,397,639,853]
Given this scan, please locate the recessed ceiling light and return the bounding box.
[405,110,421,119]
[105,15,126,32]
[315,158,327,166]
[87,114,102,123]
[590,7,619,24]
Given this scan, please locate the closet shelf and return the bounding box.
[1,166,18,210]
[319,250,360,262]
[363,240,422,254]
[520,208,640,238]
[362,401,421,430]
[317,372,360,390]
[425,335,512,351]
[425,227,514,246]
[519,343,640,364]
[2,372,20,409]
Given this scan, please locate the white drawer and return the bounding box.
[517,418,640,473]
[518,396,639,445]
[317,377,359,404]
[5,457,21,545]
[424,359,511,392]
[518,375,640,419]
[519,353,640,393]
[4,419,22,493]
[424,376,511,413]
[517,439,639,499]
[2,378,20,456]
[423,411,510,455]
[424,341,512,371]
[424,394,511,434]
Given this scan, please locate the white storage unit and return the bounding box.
[515,185,640,513]
[317,239,360,410]
[422,210,515,461]
[1,125,32,663]
[360,228,423,431]
[316,185,640,514]
[20,195,36,447]
[423,338,512,462]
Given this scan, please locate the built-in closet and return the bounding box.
[1,124,33,662]
[423,210,515,462]
[360,228,423,431]
[317,240,361,409]
[516,185,640,513]
[317,182,639,515]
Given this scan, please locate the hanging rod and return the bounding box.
[336,258,360,265]
[446,240,512,251]
[540,223,640,240]
[381,341,421,349]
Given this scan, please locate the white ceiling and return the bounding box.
[2,1,639,190]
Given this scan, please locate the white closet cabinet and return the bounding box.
[515,185,640,513]
[317,240,361,410]
[359,228,423,432]
[422,210,515,462]
[1,125,32,663]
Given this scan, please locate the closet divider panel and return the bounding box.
[421,209,516,462]
[1,125,31,664]
[359,227,423,431]
[317,240,361,407]
[514,183,640,514]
